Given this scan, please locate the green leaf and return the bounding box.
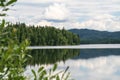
[38,66,44,73]
[0,20,5,29]
[2,8,9,11]
[52,63,57,71]
[44,77,48,80]
[61,66,69,79]
[6,0,17,6]
[50,75,56,79]
[31,69,37,80]
[56,75,60,80]
[0,32,8,36]
[0,0,5,7]
[42,70,47,75]
[65,72,70,80]
[27,54,32,59]
[39,70,47,79]
[0,13,6,16]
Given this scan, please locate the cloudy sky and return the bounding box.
[3,0,120,31]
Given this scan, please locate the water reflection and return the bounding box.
[74,49,120,59]
[25,49,120,80]
[27,49,80,65]
[25,55,120,80]
[58,56,120,80]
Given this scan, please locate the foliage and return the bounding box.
[0,0,28,79]
[6,23,80,46]
[31,64,71,80]
[70,29,120,44]
[0,0,17,16]
[0,19,29,80]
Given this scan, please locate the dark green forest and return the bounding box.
[69,29,120,44]
[5,23,80,46]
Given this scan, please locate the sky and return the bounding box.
[2,0,120,31]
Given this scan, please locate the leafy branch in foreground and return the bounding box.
[0,0,17,16]
[0,20,29,80]
[31,64,72,80]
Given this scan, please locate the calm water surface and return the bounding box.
[27,44,120,49]
[24,45,120,80]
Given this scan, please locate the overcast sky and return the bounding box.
[3,0,120,31]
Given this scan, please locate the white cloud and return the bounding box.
[3,0,120,31]
[36,20,52,26]
[72,14,120,31]
[44,3,69,21]
[18,0,68,3]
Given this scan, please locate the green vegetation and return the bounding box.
[31,64,71,80]
[0,0,74,80]
[0,0,28,79]
[70,29,120,44]
[6,23,80,46]
[0,23,29,79]
[0,0,17,16]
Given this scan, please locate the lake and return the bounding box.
[27,44,120,49]
[24,44,120,80]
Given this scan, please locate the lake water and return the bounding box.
[27,44,120,49]
[24,44,120,80]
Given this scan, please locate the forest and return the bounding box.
[5,23,80,46]
[69,29,120,44]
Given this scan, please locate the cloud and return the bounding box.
[36,20,52,26]
[18,0,67,4]
[3,0,120,31]
[44,3,69,21]
[72,14,120,31]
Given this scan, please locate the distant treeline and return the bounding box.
[69,29,120,44]
[6,23,80,46]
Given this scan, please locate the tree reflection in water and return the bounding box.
[27,49,80,65]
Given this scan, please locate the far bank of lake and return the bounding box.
[27,44,120,49]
